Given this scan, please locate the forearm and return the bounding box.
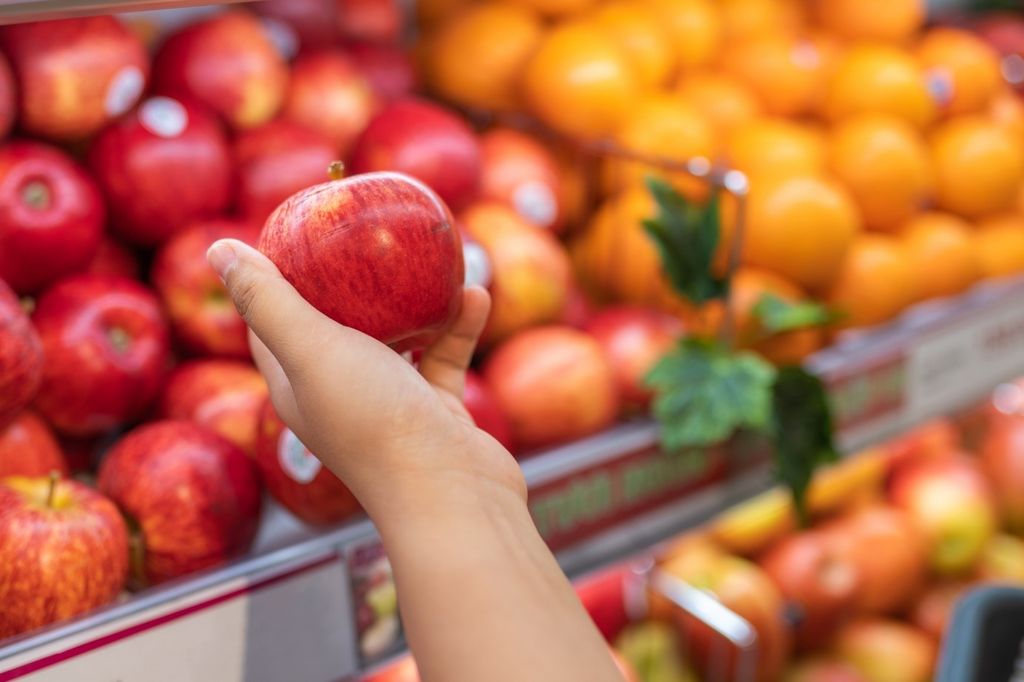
[373,475,622,682]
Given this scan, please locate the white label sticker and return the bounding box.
[277,428,322,484]
[512,181,558,228]
[924,68,954,109]
[463,242,492,289]
[139,97,189,138]
[105,65,145,117]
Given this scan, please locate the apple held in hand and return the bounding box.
[0,475,129,639]
[152,219,260,358]
[0,412,67,478]
[259,170,464,352]
[255,400,362,526]
[98,421,262,587]
[349,98,482,211]
[159,360,268,458]
[0,141,105,294]
[152,11,288,130]
[0,16,147,141]
[0,280,42,427]
[32,275,170,437]
[463,370,514,452]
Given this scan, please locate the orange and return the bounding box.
[974,213,1024,279]
[827,114,933,232]
[642,0,722,69]
[719,0,804,44]
[917,28,1003,117]
[730,267,824,365]
[900,212,980,300]
[522,22,640,140]
[726,117,827,181]
[812,0,924,44]
[508,0,596,18]
[931,115,1024,218]
[826,235,917,329]
[824,45,937,129]
[989,88,1024,146]
[675,71,762,135]
[603,93,716,200]
[723,35,829,117]
[741,175,861,291]
[424,3,543,111]
[587,1,676,89]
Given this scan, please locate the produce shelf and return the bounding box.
[4,273,1024,681]
[0,0,249,23]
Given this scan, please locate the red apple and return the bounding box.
[785,657,868,682]
[151,219,260,359]
[282,50,378,156]
[583,307,684,411]
[463,370,514,451]
[152,11,288,130]
[0,141,105,294]
[234,119,339,223]
[889,456,998,576]
[349,98,482,211]
[560,282,596,329]
[253,0,340,49]
[32,275,170,437]
[0,51,14,140]
[258,171,464,352]
[575,566,633,643]
[483,326,618,451]
[0,280,42,428]
[461,202,571,345]
[84,237,140,280]
[823,506,928,615]
[885,418,961,471]
[974,532,1024,582]
[255,399,361,526]
[336,0,402,44]
[479,128,566,234]
[98,420,261,586]
[760,529,861,650]
[88,96,232,247]
[159,360,268,458]
[0,475,129,638]
[0,16,147,141]
[834,620,936,682]
[347,42,418,103]
[910,580,971,641]
[0,411,67,478]
[980,415,1024,533]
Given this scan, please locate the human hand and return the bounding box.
[206,238,525,523]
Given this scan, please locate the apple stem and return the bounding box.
[327,161,346,181]
[21,180,52,210]
[108,327,131,353]
[46,470,59,508]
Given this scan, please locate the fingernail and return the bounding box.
[207,240,238,282]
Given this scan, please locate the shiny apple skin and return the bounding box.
[584,307,684,411]
[151,219,260,359]
[349,98,482,211]
[32,275,171,437]
[255,399,362,526]
[0,52,14,140]
[483,326,619,451]
[259,171,464,352]
[98,420,262,587]
[159,360,268,458]
[346,42,418,103]
[0,411,67,478]
[234,119,339,223]
[463,370,515,452]
[0,476,129,639]
[0,16,148,141]
[479,127,565,233]
[0,141,105,294]
[0,279,43,427]
[282,50,378,156]
[88,96,233,247]
[152,11,288,130]
[84,237,140,280]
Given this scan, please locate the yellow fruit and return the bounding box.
[824,45,937,129]
[741,175,861,291]
[931,115,1024,218]
[900,212,980,300]
[642,0,722,69]
[589,1,676,88]
[719,0,804,44]
[723,35,827,117]
[675,71,762,135]
[424,3,543,111]
[812,0,924,44]
[827,235,917,328]
[726,117,826,181]
[522,22,640,140]
[974,213,1024,279]
[828,115,933,232]
[917,27,1003,117]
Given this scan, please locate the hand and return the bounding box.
[206,238,525,522]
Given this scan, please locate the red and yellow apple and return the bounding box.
[0,279,42,427]
[975,532,1024,582]
[980,415,1024,533]
[479,127,565,233]
[834,620,936,682]
[0,411,67,478]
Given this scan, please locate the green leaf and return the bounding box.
[647,338,776,451]
[642,177,728,305]
[752,293,841,334]
[770,367,839,526]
